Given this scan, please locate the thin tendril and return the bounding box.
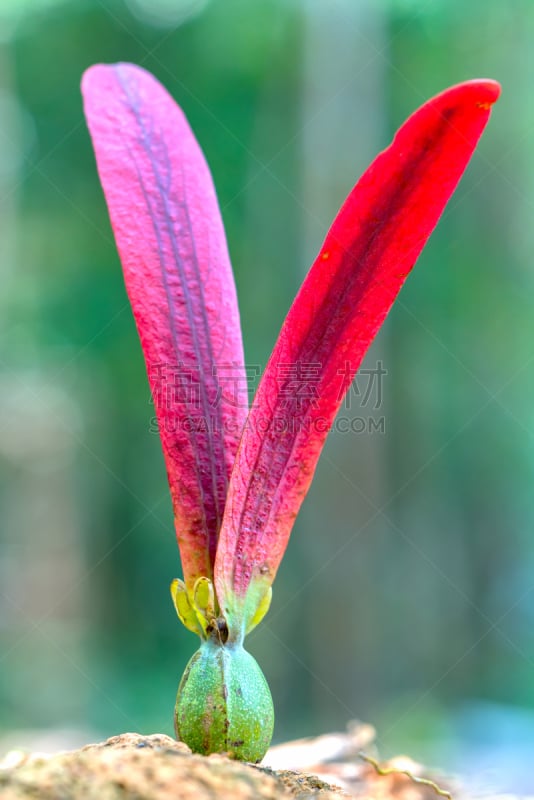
[358,751,453,800]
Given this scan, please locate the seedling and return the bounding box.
[82,63,499,762]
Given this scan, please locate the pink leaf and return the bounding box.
[82,63,247,588]
[214,79,500,630]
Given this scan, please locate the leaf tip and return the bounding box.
[81,61,143,98]
[472,78,501,107]
[449,77,501,109]
[81,62,106,95]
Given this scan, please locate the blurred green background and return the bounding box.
[0,0,532,792]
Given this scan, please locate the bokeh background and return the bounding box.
[0,0,532,793]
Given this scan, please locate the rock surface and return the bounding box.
[0,732,345,800]
[0,724,519,800]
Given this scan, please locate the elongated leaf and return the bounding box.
[82,63,247,589]
[214,79,500,632]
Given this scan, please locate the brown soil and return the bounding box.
[0,724,517,800]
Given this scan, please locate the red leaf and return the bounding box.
[82,63,247,588]
[214,80,500,628]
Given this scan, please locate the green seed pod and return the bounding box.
[175,639,274,762]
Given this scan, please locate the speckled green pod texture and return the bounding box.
[175,640,274,762]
